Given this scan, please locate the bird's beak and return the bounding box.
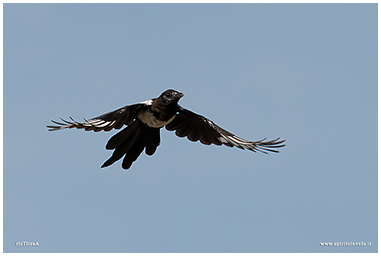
[177,92,184,99]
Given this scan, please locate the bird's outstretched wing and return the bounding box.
[47,104,144,132]
[165,107,286,154]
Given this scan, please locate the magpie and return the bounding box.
[47,89,286,169]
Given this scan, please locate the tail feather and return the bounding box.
[145,128,160,155]
[122,129,148,169]
[105,121,139,150]
[101,128,141,168]
[101,120,161,169]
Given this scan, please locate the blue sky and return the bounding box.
[4,3,377,253]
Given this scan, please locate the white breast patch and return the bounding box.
[137,111,175,128]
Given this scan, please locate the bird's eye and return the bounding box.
[164,93,171,100]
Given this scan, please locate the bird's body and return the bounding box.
[48,89,286,169]
[137,103,176,128]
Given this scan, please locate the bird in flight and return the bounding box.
[47,89,286,169]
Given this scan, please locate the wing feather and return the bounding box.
[166,106,286,153]
[47,104,144,132]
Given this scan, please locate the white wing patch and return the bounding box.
[47,117,118,131]
[140,99,153,105]
[83,119,117,128]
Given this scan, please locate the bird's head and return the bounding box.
[159,89,184,105]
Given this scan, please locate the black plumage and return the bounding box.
[47,89,286,169]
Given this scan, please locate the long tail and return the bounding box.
[101,120,160,169]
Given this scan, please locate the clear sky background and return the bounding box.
[4,3,377,253]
